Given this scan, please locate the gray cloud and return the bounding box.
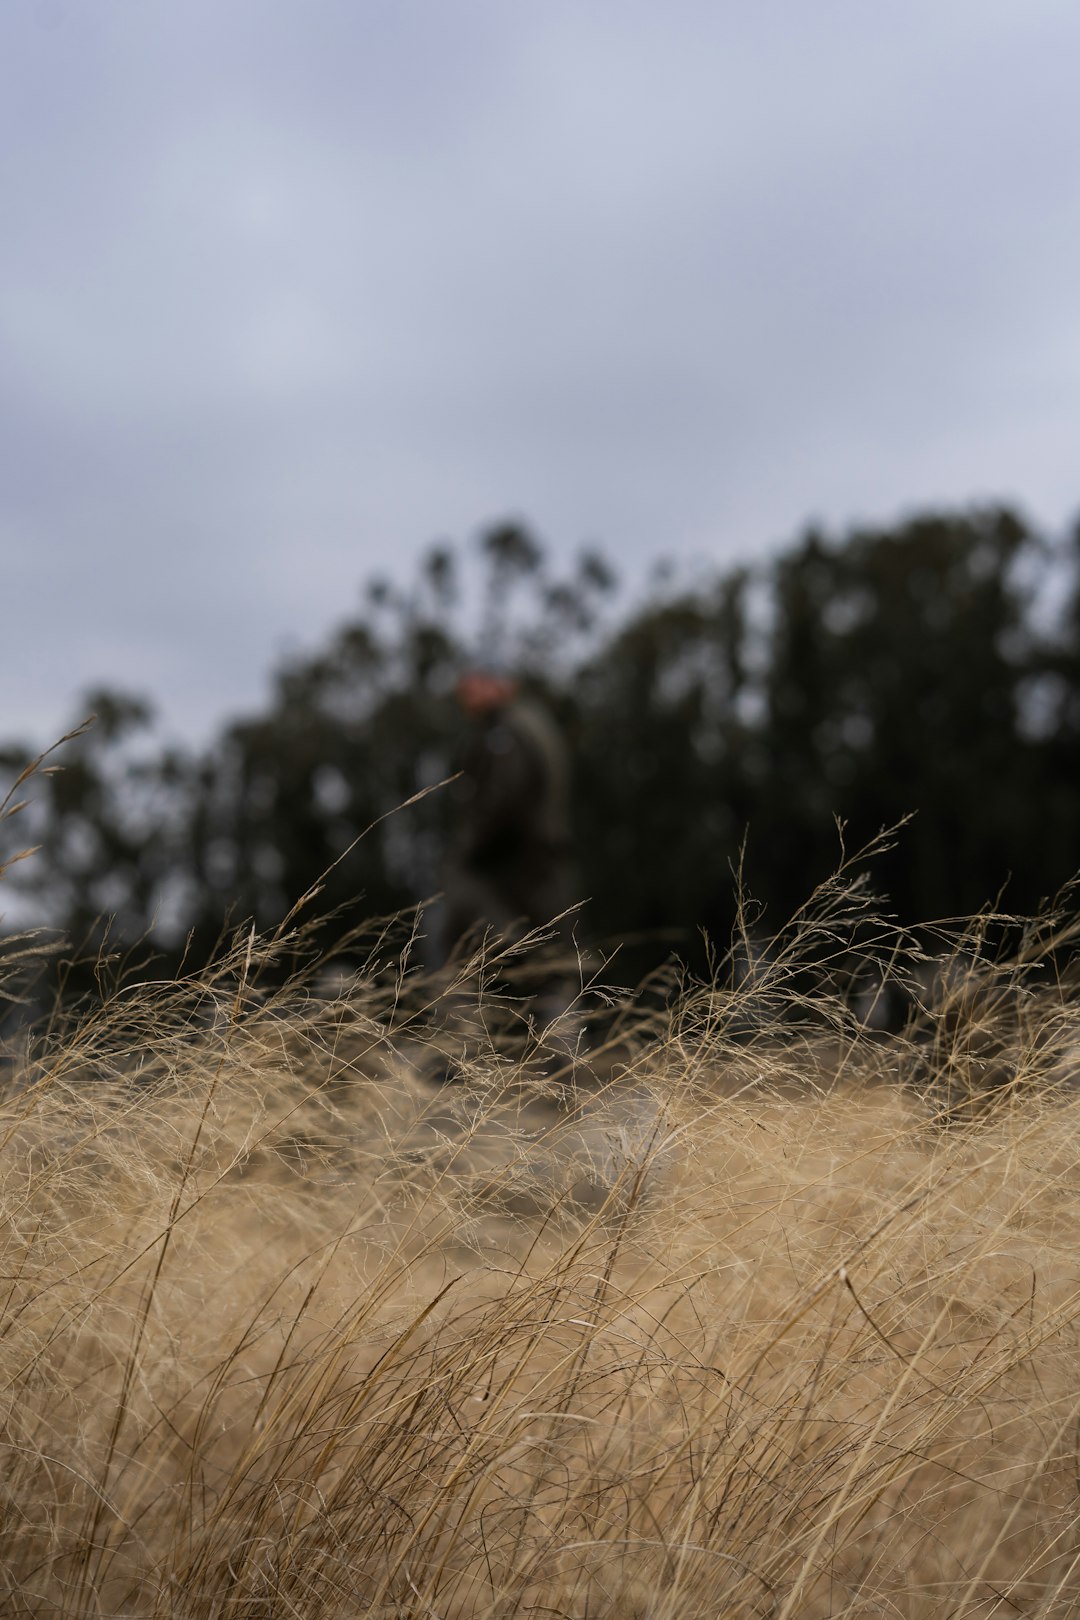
[3,0,1079,745]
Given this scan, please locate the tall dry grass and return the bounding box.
[3,868,1080,1617]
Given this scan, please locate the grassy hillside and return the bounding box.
[2,898,1080,1618]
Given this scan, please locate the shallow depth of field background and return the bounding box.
[6,4,1080,1613]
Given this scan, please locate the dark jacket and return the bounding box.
[447,696,573,938]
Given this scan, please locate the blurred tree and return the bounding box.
[1030,516,1080,897]
[3,504,1078,1003]
[182,524,618,967]
[2,691,194,995]
[569,569,752,970]
[756,508,1041,917]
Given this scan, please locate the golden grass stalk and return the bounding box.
[2,871,1080,1617]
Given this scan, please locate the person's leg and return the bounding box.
[428,868,523,1078]
[507,863,589,1070]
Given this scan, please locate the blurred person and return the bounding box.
[435,668,582,1075]
[445,670,572,943]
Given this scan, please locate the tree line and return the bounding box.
[4,505,1079,998]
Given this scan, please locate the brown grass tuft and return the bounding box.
[3,883,1080,1617]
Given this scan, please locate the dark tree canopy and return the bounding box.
[4,506,1079,999]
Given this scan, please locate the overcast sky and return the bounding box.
[4,0,1080,748]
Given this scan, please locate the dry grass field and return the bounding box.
[3,884,1080,1618]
